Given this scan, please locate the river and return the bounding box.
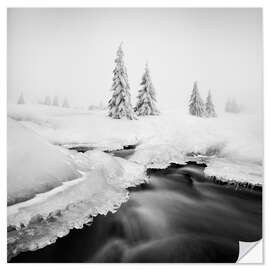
[11,149,262,263]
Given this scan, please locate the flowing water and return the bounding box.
[11,150,262,263]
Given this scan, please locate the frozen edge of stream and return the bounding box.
[63,143,263,189]
[7,150,148,261]
[7,145,262,261]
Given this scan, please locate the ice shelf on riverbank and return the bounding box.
[204,157,262,185]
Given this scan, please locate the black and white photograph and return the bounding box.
[6,7,263,263]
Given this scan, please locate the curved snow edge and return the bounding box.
[137,157,262,191]
[206,175,262,191]
[204,157,263,186]
[7,188,129,261]
[7,171,148,261]
[7,151,148,261]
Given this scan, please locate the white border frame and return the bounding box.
[1,0,268,268]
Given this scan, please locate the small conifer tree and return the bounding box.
[44,96,51,105]
[134,63,159,116]
[53,96,59,106]
[108,43,135,120]
[17,92,25,104]
[205,90,217,117]
[63,97,70,108]
[225,98,240,113]
[189,81,205,117]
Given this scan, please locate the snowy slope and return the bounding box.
[7,118,80,205]
[8,104,263,184]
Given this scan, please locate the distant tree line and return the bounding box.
[225,98,242,113]
[16,92,106,111]
[17,93,71,108]
[42,96,70,108]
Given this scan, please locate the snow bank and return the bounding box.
[7,171,129,259]
[8,104,82,125]
[7,105,263,184]
[7,145,147,259]
[7,118,80,205]
[70,150,148,188]
[204,158,262,185]
[8,104,144,148]
[129,143,186,169]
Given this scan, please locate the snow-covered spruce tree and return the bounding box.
[63,97,70,108]
[17,92,25,104]
[44,96,51,105]
[53,96,59,106]
[205,90,217,117]
[108,43,135,120]
[189,81,205,117]
[134,63,159,116]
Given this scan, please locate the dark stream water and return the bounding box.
[11,149,262,263]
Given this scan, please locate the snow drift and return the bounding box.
[7,118,80,205]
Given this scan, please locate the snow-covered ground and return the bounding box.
[8,104,263,184]
[7,104,262,258]
[7,118,80,205]
[7,115,148,259]
[8,150,147,258]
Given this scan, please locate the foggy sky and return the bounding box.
[7,8,263,112]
